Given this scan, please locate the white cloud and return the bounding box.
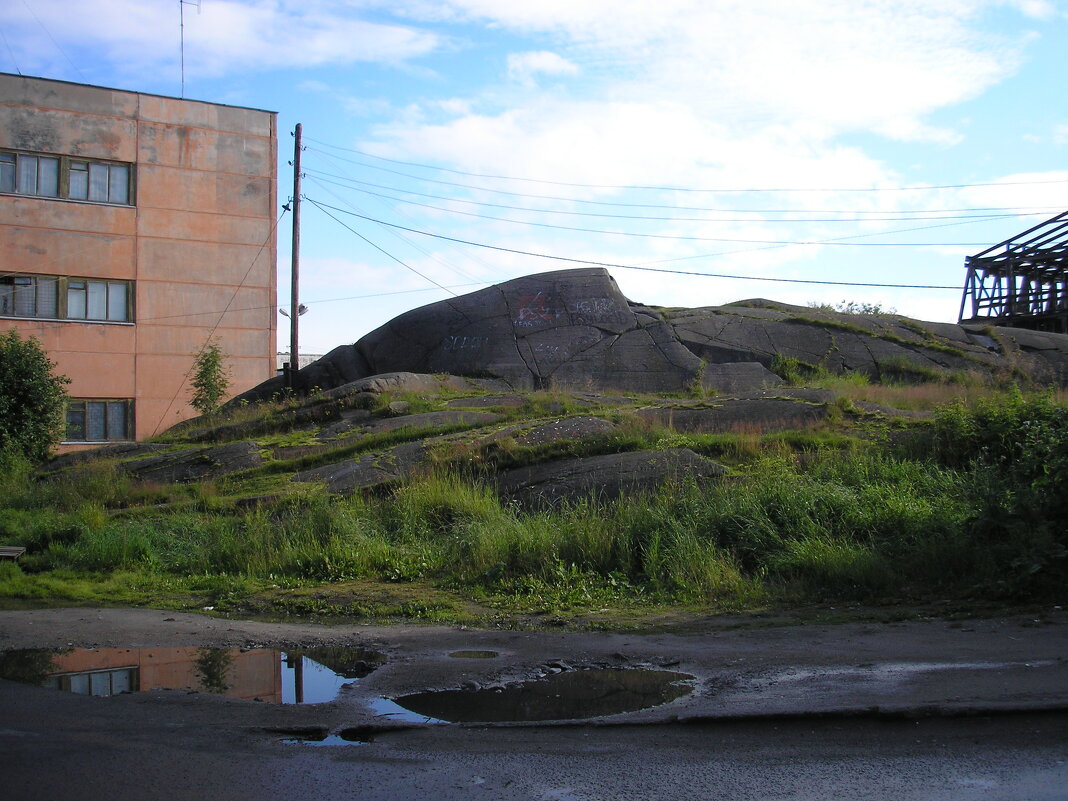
[391,1,1026,138]
[959,170,1068,210]
[361,0,1040,197]
[1003,0,1059,19]
[1055,124,1068,144]
[0,0,442,80]
[507,51,579,86]
[434,98,474,116]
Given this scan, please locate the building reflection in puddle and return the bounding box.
[0,646,384,704]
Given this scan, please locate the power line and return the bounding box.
[21,0,86,81]
[304,197,961,290]
[304,164,485,285]
[304,196,986,249]
[304,145,1065,218]
[0,27,22,75]
[304,168,1044,225]
[304,145,1062,216]
[305,137,1068,194]
[307,198,462,300]
[303,172,1015,245]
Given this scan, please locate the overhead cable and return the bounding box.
[304,197,961,290]
[303,173,1018,244]
[305,137,1068,194]
[304,169,1044,225]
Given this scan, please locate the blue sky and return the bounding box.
[2,0,1066,354]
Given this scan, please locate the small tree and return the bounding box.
[0,330,70,461]
[190,339,230,415]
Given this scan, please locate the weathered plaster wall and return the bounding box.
[0,73,277,447]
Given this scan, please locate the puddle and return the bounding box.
[448,650,499,659]
[280,731,372,747]
[393,668,693,723]
[367,696,448,724]
[280,725,380,746]
[281,735,367,747]
[0,646,383,704]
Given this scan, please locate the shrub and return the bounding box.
[929,389,1068,594]
[190,340,230,415]
[0,330,70,461]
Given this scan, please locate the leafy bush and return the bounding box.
[0,330,70,461]
[190,340,230,415]
[929,389,1068,594]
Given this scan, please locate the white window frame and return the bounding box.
[0,148,134,206]
[0,273,132,323]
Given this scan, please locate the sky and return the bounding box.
[2,0,1066,355]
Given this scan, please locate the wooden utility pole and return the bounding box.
[288,123,302,388]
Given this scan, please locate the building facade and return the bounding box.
[0,74,277,449]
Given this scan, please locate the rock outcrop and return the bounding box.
[496,448,727,510]
[41,369,940,509]
[236,268,1068,403]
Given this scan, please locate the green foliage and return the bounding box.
[0,448,34,505]
[770,354,833,385]
[769,354,804,383]
[0,330,70,461]
[4,371,1068,618]
[784,315,967,358]
[194,647,233,693]
[0,648,59,684]
[875,355,980,387]
[190,340,230,415]
[927,389,1068,594]
[833,300,896,316]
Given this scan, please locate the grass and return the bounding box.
[770,354,1021,413]
[782,314,968,357]
[1,384,1064,626]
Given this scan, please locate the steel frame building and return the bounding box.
[959,210,1068,334]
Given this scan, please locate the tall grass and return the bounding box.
[0,452,1022,604]
[2,390,1065,611]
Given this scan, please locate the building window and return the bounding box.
[0,149,133,205]
[66,279,129,321]
[65,399,133,442]
[43,667,139,696]
[0,273,131,322]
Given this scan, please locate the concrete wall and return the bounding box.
[0,74,277,447]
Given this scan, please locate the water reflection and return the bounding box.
[194,647,234,694]
[395,668,693,723]
[0,646,384,704]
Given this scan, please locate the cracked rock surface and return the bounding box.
[234,268,1068,403]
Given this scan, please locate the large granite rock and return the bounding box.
[121,441,263,483]
[496,448,727,509]
[233,268,1068,403]
[635,395,833,434]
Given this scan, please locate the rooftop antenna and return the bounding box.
[179,0,201,98]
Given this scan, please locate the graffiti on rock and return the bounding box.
[442,335,489,353]
[515,292,563,327]
[514,294,627,328]
[571,297,629,326]
[532,341,567,360]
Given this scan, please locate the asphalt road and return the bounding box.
[1,695,1065,800]
[1,607,1066,800]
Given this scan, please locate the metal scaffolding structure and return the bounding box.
[959,210,1068,333]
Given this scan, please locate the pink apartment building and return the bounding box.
[0,73,277,450]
